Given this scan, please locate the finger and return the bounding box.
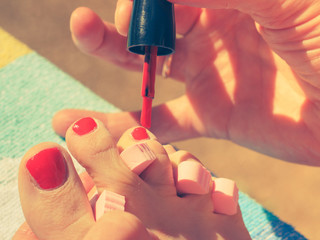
[140,96,201,143]
[115,0,201,36]
[70,7,142,70]
[175,4,202,36]
[168,0,268,12]
[70,6,180,79]
[52,95,200,143]
[71,6,193,81]
[114,0,133,36]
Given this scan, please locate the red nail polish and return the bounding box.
[131,127,149,140]
[26,148,67,190]
[72,117,97,135]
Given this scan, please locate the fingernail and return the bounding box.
[26,148,68,190]
[131,127,149,140]
[72,117,97,135]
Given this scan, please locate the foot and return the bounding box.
[15,117,250,240]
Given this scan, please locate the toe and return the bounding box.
[117,127,176,192]
[18,142,94,240]
[65,117,139,194]
[52,109,140,138]
[65,117,160,221]
[169,150,213,199]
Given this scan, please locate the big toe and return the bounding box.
[18,142,94,240]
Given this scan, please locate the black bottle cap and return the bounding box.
[127,0,176,56]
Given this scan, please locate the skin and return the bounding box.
[13,121,250,240]
[13,0,320,238]
[52,0,320,165]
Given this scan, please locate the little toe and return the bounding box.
[117,127,176,192]
[18,142,94,240]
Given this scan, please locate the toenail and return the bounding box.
[120,143,156,175]
[26,148,68,190]
[131,127,149,140]
[72,117,97,135]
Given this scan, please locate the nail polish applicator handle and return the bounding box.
[127,0,176,128]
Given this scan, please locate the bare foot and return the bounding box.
[14,117,250,239]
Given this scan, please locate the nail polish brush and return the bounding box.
[127,0,176,128]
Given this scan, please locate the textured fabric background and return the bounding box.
[0,28,306,239]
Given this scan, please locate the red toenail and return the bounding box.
[26,148,68,190]
[72,117,97,135]
[131,127,149,140]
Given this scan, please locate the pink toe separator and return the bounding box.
[120,143,156,175]
[88,186,99,211]
[211,178,239,215]
[95,190,126,221]
[176,160,212,195]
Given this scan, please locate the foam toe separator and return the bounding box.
[120,143,156,175]
[95,190,126,221]
[211,178,239,215]
[88,186,99,210]
[176,160,212,195]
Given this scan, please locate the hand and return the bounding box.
[53,1,320,165]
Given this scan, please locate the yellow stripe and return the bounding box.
[0,27,32,68]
